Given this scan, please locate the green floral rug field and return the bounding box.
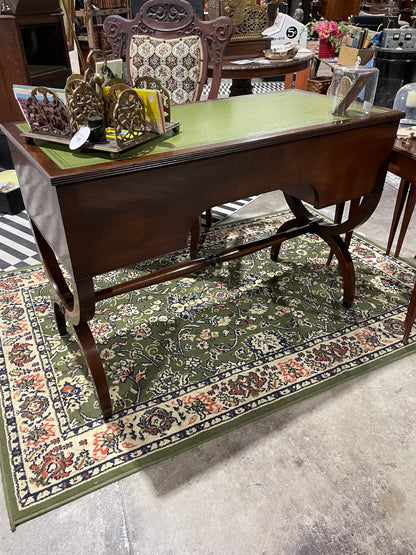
[1,211,416,529]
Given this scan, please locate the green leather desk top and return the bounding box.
[30,90,374,170]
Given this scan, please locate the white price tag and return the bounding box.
[69,127,91,150]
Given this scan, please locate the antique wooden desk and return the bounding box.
[1,90,401,419]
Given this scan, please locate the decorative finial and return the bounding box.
[1,2,13,14]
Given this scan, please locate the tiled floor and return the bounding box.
[0,211,41,271]
[0,178,416,554]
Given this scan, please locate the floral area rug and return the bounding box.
[1,211,416,529]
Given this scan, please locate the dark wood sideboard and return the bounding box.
[0,0,71,124]
[320,0,361,20]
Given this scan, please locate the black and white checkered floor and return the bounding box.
[0,211,40,272]
[209,80,285,97]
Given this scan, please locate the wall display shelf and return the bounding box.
[75,0,131,53]
[0,0,72,123]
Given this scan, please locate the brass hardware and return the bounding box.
[26,87,72,138]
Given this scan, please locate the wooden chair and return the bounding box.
[103,0,233,258]
[103,0,233,102]
[386,144,416,342]
[386,177,416,258]
[388,177,416,342]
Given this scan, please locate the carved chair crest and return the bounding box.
[103,0,233,102]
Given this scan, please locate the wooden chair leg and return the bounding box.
[190,217,200,259]
[394,181,416,258]
[386,178,410,255]
[205,208,212,228]
[294,66,311,91]
[403,279,416,343]
[190,210,213,259]
[285,73,294,89]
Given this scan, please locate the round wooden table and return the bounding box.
[209,49,315,96]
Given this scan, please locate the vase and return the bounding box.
[318,39,336,59]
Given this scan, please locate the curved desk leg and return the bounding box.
[271,192,314,261]
[270,217,310,261]
[276,192,381,308]
[73,322,113,420]
[326,198,360,266]
[32,220,113,420]
[326,202,346,266]
[270,194,354,306]
[319,231,355,308]
[318,193,382,307]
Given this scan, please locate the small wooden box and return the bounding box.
[225,37,272,58]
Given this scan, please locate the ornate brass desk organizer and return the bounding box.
[220,0,268,38]
[22,51,180,158]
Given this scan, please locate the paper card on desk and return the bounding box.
[95,59,124,85]
[253,58,272,64]
[230,59,254,65]
[134,88,166,134]
[230,58,271,65]
[13,84,66,124]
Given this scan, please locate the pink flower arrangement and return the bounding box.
[307,18,352,53]
[314,20,342,41]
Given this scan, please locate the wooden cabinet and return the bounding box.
[76,0,131,52]
[0,0,72,123]
[320,0,361,20]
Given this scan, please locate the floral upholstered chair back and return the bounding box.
[103,0,234,104]
[129,35,203,105]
